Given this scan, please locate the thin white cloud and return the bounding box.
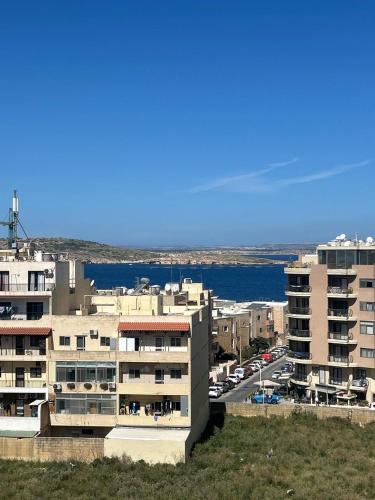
[190,157,299,193]
[190,159,371,194]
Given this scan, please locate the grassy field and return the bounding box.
[1,413,374,499]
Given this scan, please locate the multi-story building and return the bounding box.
[285,235,375,405]
[0,193,210,462]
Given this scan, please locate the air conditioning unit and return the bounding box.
[89,329,98,338]
[108,382,116,391]
[53,383,62,392]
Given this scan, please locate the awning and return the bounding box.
[315,384,338,395]
[29,399,47,407]
[118,322,190,332]
[0,327,51,336]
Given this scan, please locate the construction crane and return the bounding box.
[0,190,19,250]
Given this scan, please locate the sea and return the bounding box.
[85,254,297,303]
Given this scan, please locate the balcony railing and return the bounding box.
[287,262,311,269]
[329,379,346,386]
[327,286,353,295]
[0,348,46,356]
[286,285,311,293]
[292,374,308,382]
[327,308,353,318]
[328,355,353,364]
[288,307,311,315]
[0,380,47,388]
[0,283,55,292]
[328,332,353,341]
[288,351,312,360]
[288,329,311,338]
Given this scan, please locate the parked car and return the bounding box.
[209,386,221,398]
[235,366,252,380]
[271,370,282,380]
[224,378,236,390]
[258,359,269,367]
[248,363,259,372]
[261,353,273,363]
[214,381,229,393]
[227,375,241,385]
[251,392,282,404]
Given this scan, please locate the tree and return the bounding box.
[251,336,270,354]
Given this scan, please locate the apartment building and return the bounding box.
[285,235,375,405]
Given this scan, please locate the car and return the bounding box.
[271,370,282,380]
[258,359,269,367]
[251,392,282,404]
[248,363,259,372]
[261,353,273,363]
[227,375,241,385]
[224,378,236,390]
[214,382,229,393]
[209,386,221,398]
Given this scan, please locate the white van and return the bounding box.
[234,367,246,380]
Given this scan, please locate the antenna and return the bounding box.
[0,190,19,250]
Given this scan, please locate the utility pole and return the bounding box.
[0,190,19,250]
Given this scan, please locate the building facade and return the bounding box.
[286,236,375,404]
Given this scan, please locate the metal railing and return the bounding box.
[288,307,311,315]
[327,308,353,318]
[328,355,353,364]
[351,379,368,388]
[0,348,46,356]
[329,379,346,386]
[288,329,311,338]
[0,380,47,388]
[327,286,353,295]
[328,332,353,341]
[286,285,311,293]
[0,283,55,292]
[287,351,312,360]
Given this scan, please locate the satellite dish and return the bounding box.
[366,237,374,243]
[165,283,171,292]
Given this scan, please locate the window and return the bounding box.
[76,336,85,350]
[30,336,40,347]
[223,326,229,333]
[259,327,262,333]
[360,348,375,358]
[355,368,366,379]
[172,401,181,411]
[129,369,140,379]
[28,271,45,291]
[360,321,375,335]
[30,367,42,378]
[155,369,164,384]
[0,272,9,291]
[170,337,181,347]
[170,369,182,379]
[257,316,260,321]
[360,302,375,311]
[56,362,116,383]
[55,394,116,415]
[0,301,11,319]
[59,336,70,346]
[312,366,319,376]
[155,337,164,351]
[360,279,375,288]
[26,302,43,320]
[100,337,110,347]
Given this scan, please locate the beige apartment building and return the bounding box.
[285,235,375,405]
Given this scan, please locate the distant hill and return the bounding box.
[0,238,156,264]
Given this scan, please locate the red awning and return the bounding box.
[0,327,52,336]
[118,322,190,332]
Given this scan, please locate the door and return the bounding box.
[155,337,164,351]
[28,271,45,291]
[16,367,25,388]
[76,336,85,351]
[26,302,43,320]
[319,367,325,385]
[16,336,25,355]
[16,399,24,416]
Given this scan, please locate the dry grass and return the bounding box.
[0,413,374,499]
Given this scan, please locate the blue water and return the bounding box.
[247,254,297,262]
[85,262,293,302]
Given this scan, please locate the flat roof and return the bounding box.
[106,427,190,442]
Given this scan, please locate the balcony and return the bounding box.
[327,266,357,276]
[329,379,348,389]
[327,309,357,321]
[350,379,368,392]
[0,380,47,391]
[327,332,357,344]
[290,374,310,386]
[118,381,189,396]
[0,283,55,296]
[285,264,311,275]
[327,286,357,298]
[287,307,311,318]
[287,329,312,341]
[286,351,312,364]
[0,348,46,361]
[327,355,356,367]
[285,285,311,296]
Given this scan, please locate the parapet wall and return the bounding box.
[0,437,104,462]
[223,402,375,425]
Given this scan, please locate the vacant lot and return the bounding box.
[0,413,374,499]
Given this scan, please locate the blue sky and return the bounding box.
[0,1,374,246]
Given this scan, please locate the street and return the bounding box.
[213,356,286,403]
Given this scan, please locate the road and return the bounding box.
[213,356,286,403]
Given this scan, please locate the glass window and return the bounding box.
[30,367,42,378]
[76,336,85,350]
[360,302,375,312]
[59,336,70,346]
[155,369,164,383]
[170,369,182,379]
[318,250,326,264]
[170,337,182,347]
[360,322,375,335]
[100,337,110,347]
[359,251,368,265]
[360,279,375,288]
[360,348,375,358]
[129,369,140,379]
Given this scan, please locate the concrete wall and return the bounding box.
[0,436,104,462]
[104,437,185,465]
[223,402,375,425]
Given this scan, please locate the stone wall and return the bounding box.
[0,437,104,462]
[223,402,375,425]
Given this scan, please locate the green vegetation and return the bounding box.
[1,414,374,499]
[0,237,156,263]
